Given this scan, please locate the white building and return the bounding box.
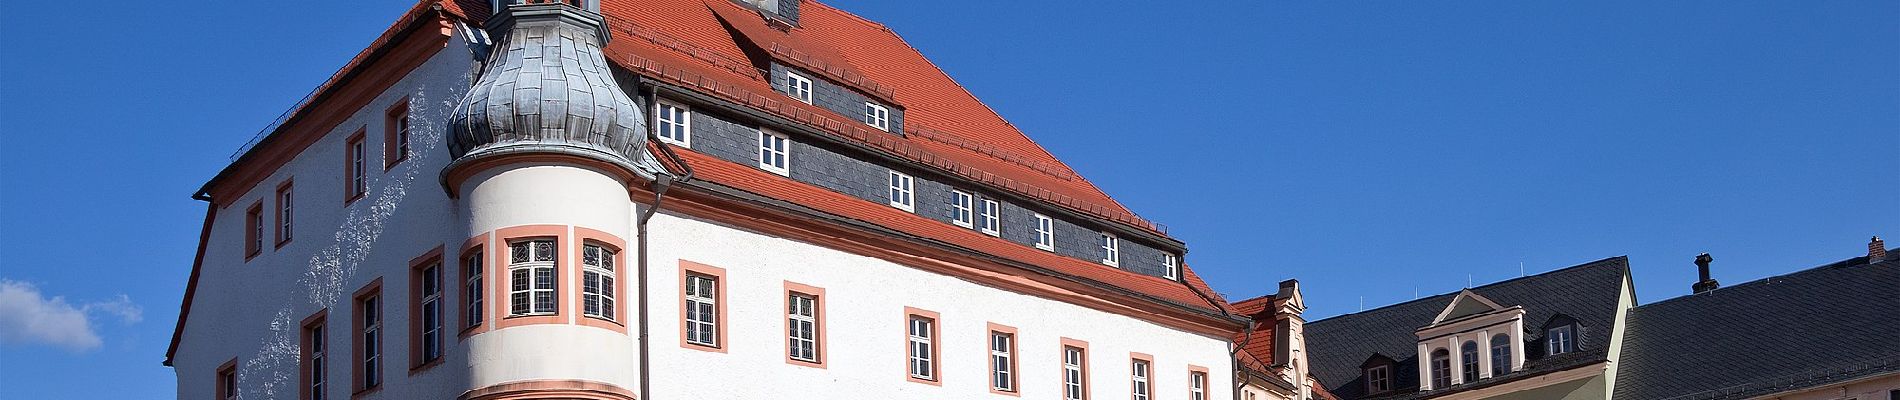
[165,0,1250,399]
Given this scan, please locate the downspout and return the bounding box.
[636,83,692,400]
[1183,278,1251,400]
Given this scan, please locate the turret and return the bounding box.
[446,0,665,180]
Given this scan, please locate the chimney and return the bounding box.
[1871,236,1888,263]
[1692,253,1720,294]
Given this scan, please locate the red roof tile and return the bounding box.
[1231,294,1279,366]
[451,0,1218,311]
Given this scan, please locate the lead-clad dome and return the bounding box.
[447,2,665,178]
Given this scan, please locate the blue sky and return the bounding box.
[0,0,1892,398]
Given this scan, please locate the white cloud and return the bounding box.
[0,280,143,352]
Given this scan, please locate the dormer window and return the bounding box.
[1461,341,1480,382]
[1547,324,1576,355]
[1163,254,1179,280]
[787,72,814,104]
[1429,348,1452,389]
[1490,333,1512,376]
[1365,364,1392,394]
[864,103,890,131]
[1099,233,1119,267]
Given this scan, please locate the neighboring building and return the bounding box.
[1615,238,1900,400]
[1303,257,1638,400]
[165,1,1248,399]
[1231,279,1338,400]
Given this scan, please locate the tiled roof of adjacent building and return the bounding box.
[1303,256,1631,400]
[1614,255,1900,400]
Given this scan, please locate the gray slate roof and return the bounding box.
[1614,256,1900,400]
[1305,256,1631,399]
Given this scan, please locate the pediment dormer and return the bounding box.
[1430,289,1507,325]
[1414,290,1528,391]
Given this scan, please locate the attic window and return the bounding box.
[865,103,891,131]
[1547,324,1576,355]
[787,72,814,104]
[1365,364,1391,394]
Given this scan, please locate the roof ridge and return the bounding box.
[1634,254,1884,309]
[1309,255,1630,324]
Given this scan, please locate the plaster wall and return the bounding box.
[643,210,1238,399]
[172,27,478,400]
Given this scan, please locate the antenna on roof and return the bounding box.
[1359,296,1364,312]
[1413,287,1419,300]
[1519,261,1525,277]
[1467,274,1473,288]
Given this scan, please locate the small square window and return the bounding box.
[864,103,890,131]
[758,130,790,176]
[655,100,691,147]
[787,72,814,104]
[888,171,915,212]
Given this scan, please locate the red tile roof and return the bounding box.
[1231,294,1279,366]
[495,0,1221,310]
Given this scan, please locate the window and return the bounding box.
[786,72,814,103]
[346,131,367,202]
[655,100,691,147]
[1365,364,1392,394]
[217,360,238,400]
[786,289,821,365]
[1461,341,1480,382]
[1430,348,1451,389]
[1163,254,1180,280]
[385,102,410,168]
[864,102,890,130]
[1547,325,1576,355]
[1131,359,1151,400]
[245,202,264,258]
[1063,345,1088,400]
[979,199,1000,236]
[758,129,789,176]
[1189,371,1207,400]
[684,273,720,348]
[1035,214,1054,251]
[276,181,294,246]
[888,171,914,212]
[951,190,974,228]
[989,327,1017,393]
[1100,232,1119,267]
[463,249,483,329]
[414,261,443,366]
[1491,334,1511,376]
[581,244,617,321]
[508,240,558,316]
[302,312,327,400]
[354,282,383,391]
[907,312,938,381]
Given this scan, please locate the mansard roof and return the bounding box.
[1614,255,1900,400]
[1302,256,1630,399]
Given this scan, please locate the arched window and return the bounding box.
[1461,341,1480,382]
[1490,334,1512,376]
[1430,349,1452,389]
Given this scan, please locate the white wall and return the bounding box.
[644,210,1237,399]
[172,26,477,400]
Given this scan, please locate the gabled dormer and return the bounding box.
[1414,289,1527,391]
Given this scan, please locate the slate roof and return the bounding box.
[1614,255,1900,400]
[1304,256,1632,400]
